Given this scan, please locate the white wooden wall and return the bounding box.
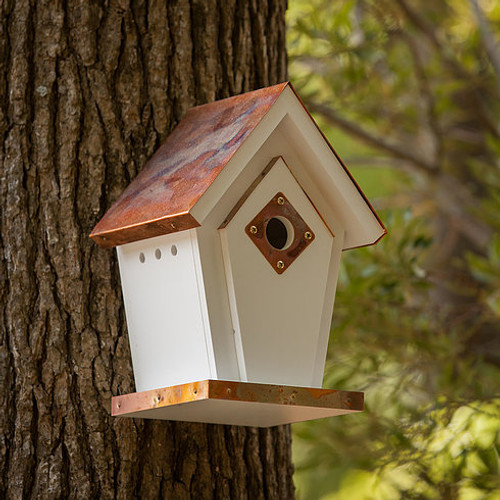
[116,230,216,392]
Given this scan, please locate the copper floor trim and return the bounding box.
[111,380,363,427]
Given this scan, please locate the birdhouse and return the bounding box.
[90,82,385,427]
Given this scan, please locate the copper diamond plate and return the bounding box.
[245,192,315,274]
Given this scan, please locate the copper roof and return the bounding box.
[90,82,385,249]
[90,83,289,248]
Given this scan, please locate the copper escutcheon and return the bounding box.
[245,192,315,274]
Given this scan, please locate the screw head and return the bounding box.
[249,225,258,234]
[277,196,285,206]
[304,231,313,241]
[277,260,285,269]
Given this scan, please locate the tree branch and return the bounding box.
[396,0,500,139]
[398,31,444,167]
[435,172,494,251]
[469,0,500,100]
[305,100,438,172]
[306,100,493,252]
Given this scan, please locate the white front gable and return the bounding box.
[191,84,385,250]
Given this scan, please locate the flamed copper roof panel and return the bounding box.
[91,82,289,248]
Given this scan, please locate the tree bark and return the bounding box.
[0,1,293,498]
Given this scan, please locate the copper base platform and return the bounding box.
[111,380,364,427]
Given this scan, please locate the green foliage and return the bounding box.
[311,401,500,500]
[288,0,500,498]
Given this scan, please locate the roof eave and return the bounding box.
[286,83,387,249]
[90,212,200,249]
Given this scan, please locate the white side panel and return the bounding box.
[117,230,215,392]
[195,225,241,381]
[220,158,336,387]
[311,228,344,386]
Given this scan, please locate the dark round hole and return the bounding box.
[266,217,288,250]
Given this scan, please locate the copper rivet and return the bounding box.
[277,260,285,269]
[171,222,176,230]
[117,402,121,408]
[249,225,258,234]
[304,231,312,240]
[277,196,285,206]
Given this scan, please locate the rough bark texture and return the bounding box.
[0,0,293,498]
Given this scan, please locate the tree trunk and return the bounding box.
[0,1,293,498]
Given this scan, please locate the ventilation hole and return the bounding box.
[171,245,178,256]
[139,252,145,263]
[266,217,293,250]
[155,248,162,260]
